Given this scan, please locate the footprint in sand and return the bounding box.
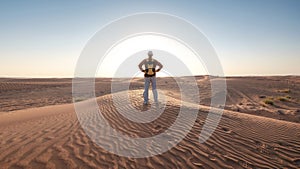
[154,125,162,130]
[221,127,232,134]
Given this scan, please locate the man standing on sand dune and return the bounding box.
[138,51,163,105]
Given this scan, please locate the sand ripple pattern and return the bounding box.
[0,90,300,168]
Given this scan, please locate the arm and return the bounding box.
[155,60,163,72]
[138,59,146,72]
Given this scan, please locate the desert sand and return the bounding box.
[0,76,299,168]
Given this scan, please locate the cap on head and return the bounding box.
[148,51,153,57]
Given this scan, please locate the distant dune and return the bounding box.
[0,76,299,168]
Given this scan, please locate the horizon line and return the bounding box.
[0,74,299,79]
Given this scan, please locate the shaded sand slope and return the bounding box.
[0,90,300,169]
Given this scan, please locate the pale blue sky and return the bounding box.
[0,0,299,77]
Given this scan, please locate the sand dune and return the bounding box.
[1,76,299,122]
[1,88,300,169]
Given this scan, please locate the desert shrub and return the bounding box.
[278,95,291,101]
[278,89,291,93]
[278,97,287,101]
[264,99,274,105]
[277,110,285,115]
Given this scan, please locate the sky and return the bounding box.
[0,0,299,77]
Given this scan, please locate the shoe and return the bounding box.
[143,101,148,105]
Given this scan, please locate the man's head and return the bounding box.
[148,51,153,59]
